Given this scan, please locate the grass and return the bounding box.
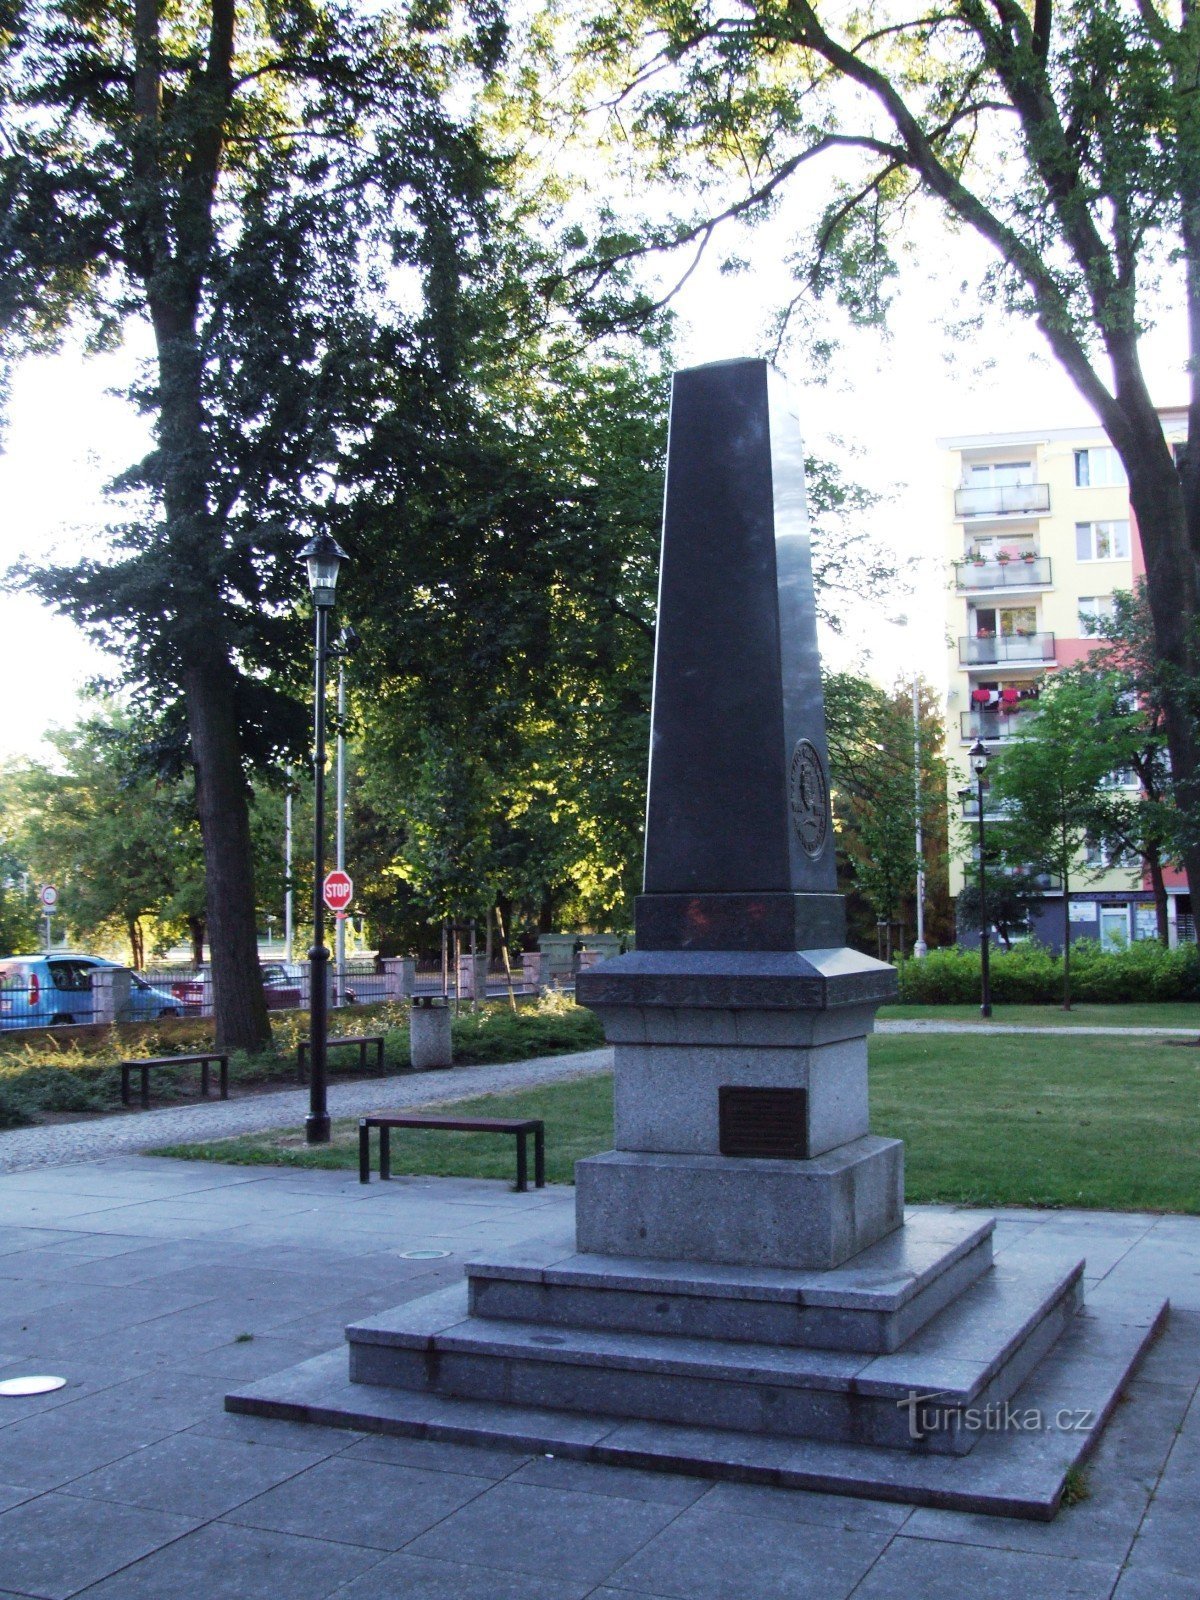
[155,1031,1200,1214]
[876,1002,1200,1030]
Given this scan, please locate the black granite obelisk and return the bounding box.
[636,359,846,953]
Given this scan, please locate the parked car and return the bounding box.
[0,955,182,1029]
[165,963,305,1012]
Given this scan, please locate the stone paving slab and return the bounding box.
[0,1158,1194,1598]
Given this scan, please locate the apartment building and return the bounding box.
[941,411,1192,950]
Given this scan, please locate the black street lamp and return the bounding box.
[970,737,992,1018]
[299,530,349,1143]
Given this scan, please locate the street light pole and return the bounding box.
[970,738,992,1018]
[912,673,928,959]
[284,765,294,966]
[299,531,349,1145]
[335,659,346,1006]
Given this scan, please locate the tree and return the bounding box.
[1077,585,1184,943]
[16,717,185,966]
[988,676,1123,1006]
[954,876,1042,950]
[0,0,499,1047]
[559,0,1200,908]
[825,672,949,956]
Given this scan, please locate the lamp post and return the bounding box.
[912,672,928,958]
[299,530,349,1144]
[970,737,992,1018]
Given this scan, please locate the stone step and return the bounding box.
[345,1248,1085,1456]
[465,1212,995,1354]
[228,1295,1169,1520]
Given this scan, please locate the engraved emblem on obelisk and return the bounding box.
[789,739,828,858]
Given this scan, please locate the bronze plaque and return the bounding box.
[718,1086,809,1160]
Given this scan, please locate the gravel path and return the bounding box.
[0,1047,614,1173]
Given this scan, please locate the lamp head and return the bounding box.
[298,532,349,608]
[969,738,989,777]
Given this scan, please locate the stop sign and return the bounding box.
[322,870,353,913]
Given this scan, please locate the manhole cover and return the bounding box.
[398,1249,452,1261]
[0,1376,67,1397]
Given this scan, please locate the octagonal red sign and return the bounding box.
[322,870,353,913]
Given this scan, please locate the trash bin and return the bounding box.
[410,995,453,1070]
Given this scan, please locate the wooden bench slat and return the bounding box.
[120,1053,228,1110]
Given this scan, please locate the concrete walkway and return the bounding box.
[0,1049,613,1174]
[0,1159,1195,1599]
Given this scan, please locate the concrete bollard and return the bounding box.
[382,958,415,1002]
[90,966,132,1026]
[409,996,452,1070]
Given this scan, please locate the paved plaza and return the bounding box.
[0,1142,1196,1598]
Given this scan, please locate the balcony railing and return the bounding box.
[954,483,1051,518]
[959,631,1055,667]
[955,556,1052,590]
[961,706,1040,742]
[960,794,1013,821]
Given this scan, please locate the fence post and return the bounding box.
[382,957,415,1002]
[522,951,549,992]
[457,954,489,1000]
[90,967,132,1026]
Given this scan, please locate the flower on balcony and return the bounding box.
[1021,550,1037,563]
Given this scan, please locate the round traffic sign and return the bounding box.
[322,870,353,913]
[40,885,58,909]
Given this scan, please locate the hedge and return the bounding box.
[896,940,1200,1005]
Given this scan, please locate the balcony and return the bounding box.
[961,705,1040,742]
[959,631,1055,667]
[954,483,1051,518]
[960,793,1013,821]
[955,556,1052,591]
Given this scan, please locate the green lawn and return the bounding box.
[155,1032,1200,1213]
[876,1002,1200,1030]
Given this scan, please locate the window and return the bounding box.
[1078,595,1115,633]
[1085,840,1139,870]
[965,460,1033,487]
[1076,520,1130,561]
[1074,447,1126,487]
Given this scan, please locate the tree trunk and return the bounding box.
[1061,865,1072,1012]
[1116,401,1200,917]
[538,890,554,934]
[127,916,144,971]
[183,662,272,1052]
[188,915,206,967]
[1147,849,1171,946]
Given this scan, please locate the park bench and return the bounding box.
[358,1114,546,1193]
[120,1052,229,1110]
[296,1033,386,1084]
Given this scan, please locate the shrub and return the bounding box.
[896,940,1200,1004]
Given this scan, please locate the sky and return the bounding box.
[0,214,1188,761]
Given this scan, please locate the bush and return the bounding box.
[896,940,1200,1004]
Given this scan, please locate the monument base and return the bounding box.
[575,1138,904,1270]
[226,1219,1168,1518]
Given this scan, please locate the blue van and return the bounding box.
[0,955,182,1030]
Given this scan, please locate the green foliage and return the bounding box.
[897,940,1200,1005]
[826,672,949,950]
[0,995,603,1121]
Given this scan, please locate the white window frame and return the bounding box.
[1078,594,1116,633]
[1076,520,1130,562]
[1074,447,1126,488]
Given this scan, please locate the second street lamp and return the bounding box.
[299,530,349,1144]
[970,737,992,1019]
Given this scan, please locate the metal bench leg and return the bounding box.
[379,1125,391,1182]
[535,1125,545,1188]
[359,1122,371,1184]
[219,1058,229,1100]
[140,1067,150,1110]
[121,1067,130,1108]
[201,1060,210,1097]
[296,1046,306,1085]
[515,1131,528,1193]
